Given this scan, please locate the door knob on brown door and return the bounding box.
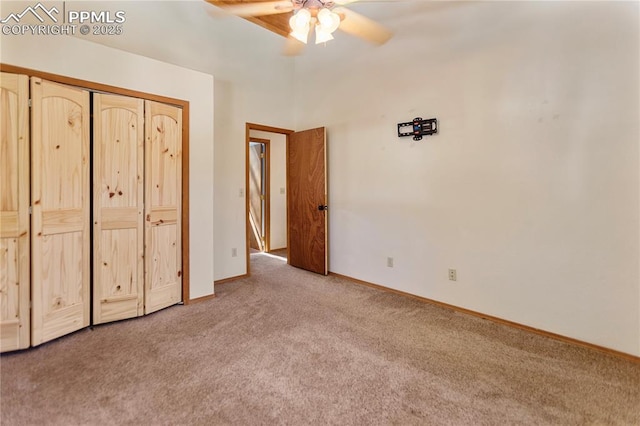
[318,205,328,211]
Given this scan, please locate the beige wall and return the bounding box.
[293,1,640,355]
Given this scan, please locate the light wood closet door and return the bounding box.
[0,73,30,352]
[144,100,182,314]
[31,78,90,346]
[93,93,144,324]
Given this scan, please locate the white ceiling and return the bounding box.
[1,1,577,88]
[64,0,491,75]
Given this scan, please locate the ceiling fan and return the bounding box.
[206,0,393,55]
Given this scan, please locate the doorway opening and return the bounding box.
[245,123,329,276]
[245,123,293,275]
[248,139,269,254]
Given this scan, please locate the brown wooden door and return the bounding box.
[93,93,144,324]
[31,78,90,346]
[0,72,30,352]
[287,127,328,275]
[144,100,182,314]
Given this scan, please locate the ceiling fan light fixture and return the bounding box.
[211,0,393,53]
[290,8,311,30]
[315,25,334,44]
[290,25,310,44]
[317,8,340,34]
[289,9,311,44]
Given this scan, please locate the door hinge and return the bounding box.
[28,99,32,108]
[29,206,32,215]
[260,195,265,201]
[260,153,265,159]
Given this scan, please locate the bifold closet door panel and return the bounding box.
[0,73,30,352]
[144,100,182,314]
[93,93,144,324]
[31,77,90,346]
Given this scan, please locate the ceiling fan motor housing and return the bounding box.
[293,0,336,11]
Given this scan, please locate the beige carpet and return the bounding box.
[267,248,288,260]
[1,253,639,425]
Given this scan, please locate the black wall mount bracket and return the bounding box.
[397,117,438,141]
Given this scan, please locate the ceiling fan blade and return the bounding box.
[205,1,293,18]
[283,37,306,56]
[333,6,393,45]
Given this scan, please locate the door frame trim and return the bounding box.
[0,63,192,304]
[245,123,293,276]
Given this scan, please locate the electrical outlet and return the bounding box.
[387,257,394,268]
[280,187,286,195]
[448,269,457,281]
[232,248,238,257]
